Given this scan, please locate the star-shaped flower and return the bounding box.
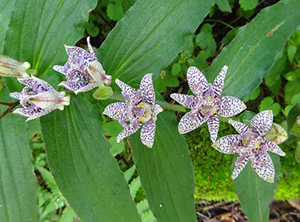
[212,110,286,183]
[10,76,70,121]
[53,37,111,94]
[170,66,246,141]
[103,74,163,148]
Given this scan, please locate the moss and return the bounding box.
[186,120,300,201]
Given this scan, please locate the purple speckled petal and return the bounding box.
[207,114,219,142]
[152,104,163,118]
[18,76,54,92]
[9,92,22,100]
[170,93,200,109]
[103,102,129,121]
[13,106,51,122]
[59,80,98,94]
[187,66,208,97]
[232,153,250,179]
[218,96,247,117]
[251,152,275,183]
[53,65,67,75]
[228,119,249,135]
[140,119,156,148]
[140,73,155,105]
[115,79,136,99]
[213,65,227,98]
[251,110,273,136]
[213,134,240,154]
[117,123,141,143]
[86,36,97,61]
[178,111,204,134]
[266,141,286,156]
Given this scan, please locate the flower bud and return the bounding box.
[0,55,33,78]
[93,86,113,100]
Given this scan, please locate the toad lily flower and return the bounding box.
[170,66,246,141]
[0,55,31,78]
[10,76,70,121]
[53,37,111,94]
[103,74,163,148]
[212,110,286,183]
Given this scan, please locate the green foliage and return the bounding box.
[214,0,232,12]
[239,0,258,11]
[130,111,197,222]
[259,97,281,116]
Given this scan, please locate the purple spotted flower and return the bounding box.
[10,76,70,121]
[53,37,111,94]
[212,110,286,183]
[170,66,246,141]
[103,74,163,148]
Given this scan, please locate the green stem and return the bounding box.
[205,19,235,30]
[110,93,186,112]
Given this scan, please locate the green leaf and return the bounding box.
[171,63,181,76]
[40,95,140,222]
[97,0,215,85]
[243,86,260,102]
[103,119,123,136]
[109,136,125,156]
[285,80,300,102]
[239,0,258,11]
[87,21,100,37]
[215,0,232,12]
[287,44,297,64]
[205,0,300,100]
[233,153,280,222]
[259,97,281,116]
[1,0,97,80]
[107,0,125,21]
[0,90,39,221]
[287,98,300,132]
[221,28,239,45]
[130,111,196,222]
[283,69,300,81]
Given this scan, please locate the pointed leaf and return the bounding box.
[233,153,280,222]
[206,0,300,100]
[40,95,140,222]
[0,91,39,221]
[130,111,196,222]
[98,0,214,85]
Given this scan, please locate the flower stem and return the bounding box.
[110,93,186,112]
[205,19,235,30]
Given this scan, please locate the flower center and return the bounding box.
[138,103,152,123]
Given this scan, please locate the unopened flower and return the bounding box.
[10,76,70,121]
[171,66,246,141]
[103,74,163,148]
[0,55,31,78]
[53,37,111,94]
[212,110,286,183]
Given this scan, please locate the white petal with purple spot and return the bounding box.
[140,119,156,148]
[232,153,250,179]
[251,152,275,183]
[140,74,155,105]
[213,65,227,98]
[207,114,219,142]
[117,123,141,143]
[103,102,129,121]
[187,66,208,97]
[178,111,204,134]
[218,96,246,117]
[228,119,249,135]
[213,135,240,154]
[251,110,273,136]
[170,93,200,109]
[266,141,286,156]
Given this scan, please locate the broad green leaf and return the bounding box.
[206,0,300,100]
[1,0,97,81]
[239,0,258,11]
[0,91,39,221]
[285,80,300,102]
[130,111,196,222]
[259,97,281,116]
[287,98,300,132]
[98,0,214,85]
[40,95,140,222]
[107,0,125,21]
[233,153,280,222]
[215,0,232,12]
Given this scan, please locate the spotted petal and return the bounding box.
[228,119,249,135]
[218,96,246,117]
[207,114,219,142]
[152,104,163,118]
[187,66,208,97]
[103,102,129,121]
[59,80,98,94]
[266,141,286,156]
[232,153,250,179]
[213,65,227,98]
[117,123,142,143]
[18,76,53,91]
[53,64,67,75]
[13,107,51,122]
[86,36,97,61]
[140,119,156,148]
[178,111,204,134]
[140,73,155,105]
[170,93,200,109]
[251,110,273,136]
[251,152,275,183]
[116,79,136,100]
[213,134,240,154]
